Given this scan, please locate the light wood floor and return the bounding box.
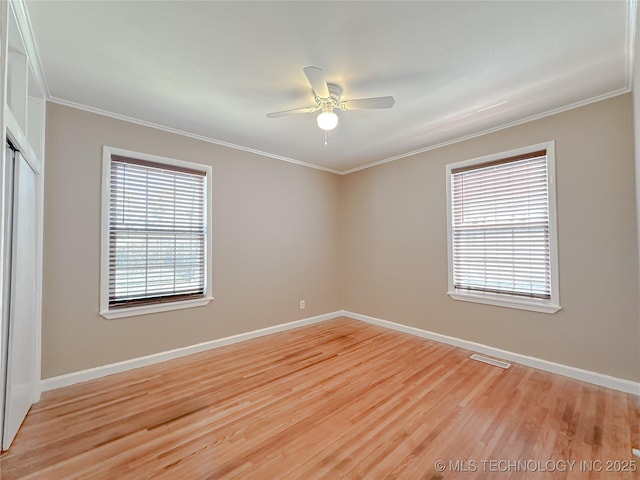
[1,317,638,479]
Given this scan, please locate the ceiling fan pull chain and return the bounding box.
[324,130,328,146]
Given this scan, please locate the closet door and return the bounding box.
[2,149,38,450]
[0,142,13,448]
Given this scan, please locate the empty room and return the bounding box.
[0,0,639,478]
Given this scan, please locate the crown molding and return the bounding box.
[51,87,632,178]
[339,88,631,175]
[47,96,343,175]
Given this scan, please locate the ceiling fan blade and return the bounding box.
[266,106,318,118]
[342,96,395,110]
[303,66,330,99]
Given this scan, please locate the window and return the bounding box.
[100,147,213,319]
[446,142,560,314]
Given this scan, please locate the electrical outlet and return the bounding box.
[299,300,305,309]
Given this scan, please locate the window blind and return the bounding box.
[108,155,207,308]
[450,150,551,299]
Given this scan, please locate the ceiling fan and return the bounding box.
[266,66,395,132]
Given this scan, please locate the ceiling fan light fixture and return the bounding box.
[266,67,394,137]
[317,110,338,130]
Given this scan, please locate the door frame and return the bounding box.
[0,0,46,450]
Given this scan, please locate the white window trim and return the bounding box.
[445,141,561,314]
[99,146,213,319]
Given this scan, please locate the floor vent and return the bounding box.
[470,353,511,369]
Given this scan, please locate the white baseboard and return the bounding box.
[41,311,344,392]
[342,310,640,396]
[42,309,639,396]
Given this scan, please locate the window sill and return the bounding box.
[447,291,561,314]
[100,296,214,320]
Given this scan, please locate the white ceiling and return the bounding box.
[25,1,633,173]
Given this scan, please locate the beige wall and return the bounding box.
[341,93,640,382]
[42,103,342,378]
[44,94,640,383]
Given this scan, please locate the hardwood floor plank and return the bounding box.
[1,317,638,479]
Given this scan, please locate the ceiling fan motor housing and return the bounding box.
[266,66,394,123]
[317,84,342,110]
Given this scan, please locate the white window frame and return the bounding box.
[446,141,561,314]
[100,146,213,319]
